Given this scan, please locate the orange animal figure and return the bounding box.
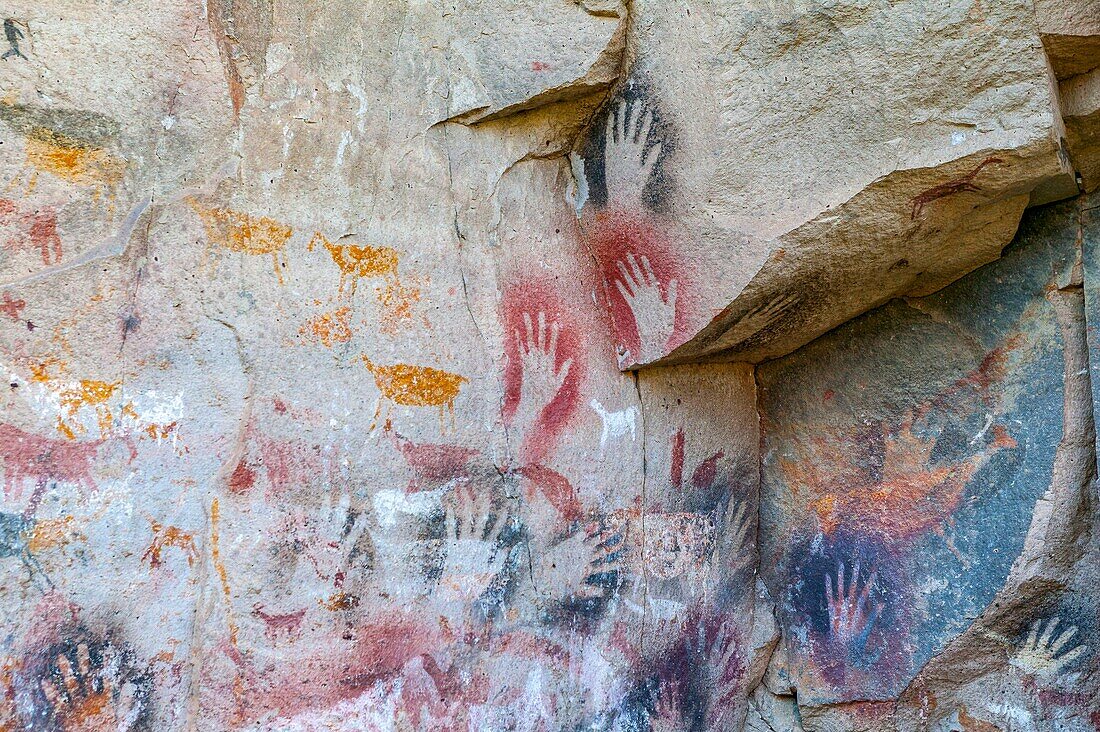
[0,100,128,212]
[26,515,84,553]
[187,197,292,284]
[361,356,467,432]
[19,131,127,209]
[308,232,399,296]
[142,519,198,568]
[299,306,353,348]
[56,379,121,439]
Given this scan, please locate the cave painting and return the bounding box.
[582,97,689,367]
[1,291,26,322]
[779,400,1016,541]
[55,379,121,439]
[298,305,353,348]
[31,634,152,731]
[141,520,198,570]
[361,356,468,432]
[308,232,399,297]
[2,19,28,61]
[308,231,422,334]
[0,102,126,209]
[762,205,1098,711]
[612,251,677,364]
[0,52,1094,732]
[910,156,1003,220]
[590,398,636,451]
[705,293,801,354]
[824,559,885,666]
[0,507,53,590]
[905,256,1099,730]
[0,197,62,265]
[1009,616,1088,685]
[0,423,101,498]
[501,279,583,464]
[187,197,292,284]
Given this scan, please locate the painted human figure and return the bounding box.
[3,19,27,61]
[0,198,62,265]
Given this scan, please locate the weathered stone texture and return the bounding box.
[0,1,1098,731]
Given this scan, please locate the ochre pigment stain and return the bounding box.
[187,198,292,284]
[56,379,121,439]
[361,356,467,431]
[309,232,399,296]
[299,306,353,347]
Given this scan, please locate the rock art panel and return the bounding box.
[0,2,771,730]
[759,196,1099,728]
[576,0,1079,368]
[1,0,1099,730]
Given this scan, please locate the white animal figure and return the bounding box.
[590,398,637,451]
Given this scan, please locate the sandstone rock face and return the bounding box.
[0,1,1097,731]
[759,195,1099,729]
[577,0,1085,368]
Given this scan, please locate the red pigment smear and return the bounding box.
[1,291,26,321]
[245,616,440,723]
[501,277,584,465]
[227,460,255,494]
[0,198,62,265]
[581,209,691,361]
[670,428,685,489]
[226,421,330,497]
[397,655,489,728]
[0,423,101,499]
[779,338,1022,541]
[495,628,569,664]
[388,431,480,490]
[515,464,582,524]
[691,451,724,490]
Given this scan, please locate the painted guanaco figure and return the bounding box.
[56,379,121,439]
[910,156,1003,220]
[0,101,127,212]
[186,197,292,284]
[361,356,467,432]
[308,232,399,296]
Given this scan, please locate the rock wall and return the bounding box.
[0,1,1097,731]
[758,195,1099,730]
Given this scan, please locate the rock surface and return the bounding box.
[578,0,1083,368]
[0,1,1097,731]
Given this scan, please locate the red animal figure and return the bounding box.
[251,603,306,640]
[910,157,1003,220]
[386,431,480,491]
[0,423,101,499]
[0,198,61,265]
